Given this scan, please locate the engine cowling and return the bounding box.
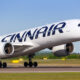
[52,43,74,57]
[0,42,14,56]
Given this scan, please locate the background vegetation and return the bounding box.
[15,52,80,60]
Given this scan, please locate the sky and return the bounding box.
[0,0,80,53]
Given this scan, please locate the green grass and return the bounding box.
[34,52,80,59]
[0,73,80,80]
[34,59,80,66]
[2,59,80,66]
[6,53,80,60]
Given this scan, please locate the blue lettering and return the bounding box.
[24,29,38,41]
[52,22,66,35]
[1,22,66,42]
[2,35,12,42]
[35,26,48,39]
[10,34,16,42]
[13,31,27,42]
[47,24,55,36]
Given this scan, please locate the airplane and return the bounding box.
[0,19,80,68]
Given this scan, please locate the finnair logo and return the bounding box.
[1,22,66,42]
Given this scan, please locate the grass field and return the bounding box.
[2,59,80,67]
[0,73,80,80]
[2,53,80,66]
[0,59,80,80]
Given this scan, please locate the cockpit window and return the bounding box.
[78,24,80,27]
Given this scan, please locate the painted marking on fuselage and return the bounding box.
[1,22,66,42]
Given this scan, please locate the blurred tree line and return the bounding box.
[20,52,80,59]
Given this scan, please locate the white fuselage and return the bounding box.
[0,19,80,58]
